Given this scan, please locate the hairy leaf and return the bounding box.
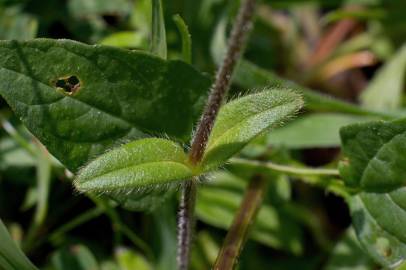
[0,39,210,171]
[0,219,38,270]
[340,119,406,268]
[200,89,303,171]
[74,138,193,205]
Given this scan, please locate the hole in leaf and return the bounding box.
[54,76,81,95]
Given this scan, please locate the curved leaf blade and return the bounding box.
[74,138,193,208]
[0,39,210,171]
[201,89,303,171]
[0,219,38,270]
[350,193,406,269]
[340,119,406,268]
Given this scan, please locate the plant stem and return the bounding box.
[230,158,353,198]
[90,196,153,260]
[173,14,192,64]
[177,0,257,269]
[0,116,36,156]
[177,179,197,270]
[49,207,104,242]
[213,175,266,270]
[230,158,340,176]
[189,0,257,164]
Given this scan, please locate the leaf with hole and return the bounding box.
[0,39,210,172]
[74,138,193,209]
[339,119,406,268]
[200,89,303,172]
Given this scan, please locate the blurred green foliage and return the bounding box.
[0,0,405,269]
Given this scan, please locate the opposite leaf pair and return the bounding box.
[74,90,304,209]
[0,39,303,210]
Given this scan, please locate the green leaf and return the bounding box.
[33,147,52,226]
[0,138,36,169]
[340,119,406,268]
[100,261,120,270]
[233,59,400,119]
[152,204,178,270]
[0,219,38,270]
[397,261,406,270]
[267,113,373,149]
[0,39,210,172]
[349,193,406,268]
[324,228,375,270]
[99,31,147,49]
[339,118,406,191]
[192,231,219,269]
[200,89,303,172]
[196,172,303,254]
[115,248,151,270]
[150,0,167,59]
[74,138,193,206]
[68,0,132,18]
[360,45,406,110]
[0,7,37,40]
[52,245,99,270]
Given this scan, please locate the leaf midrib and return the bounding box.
[78,160,192,190]
[359,194,406,243]
[360,131,406,188]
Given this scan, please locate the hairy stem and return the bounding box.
[213,175,266,270]
[177,0,257,269]
[177,179,197,270]
[189,0,257,164]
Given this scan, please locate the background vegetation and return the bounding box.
[0,0,405,269]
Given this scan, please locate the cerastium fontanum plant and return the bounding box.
[1,0,406,270]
